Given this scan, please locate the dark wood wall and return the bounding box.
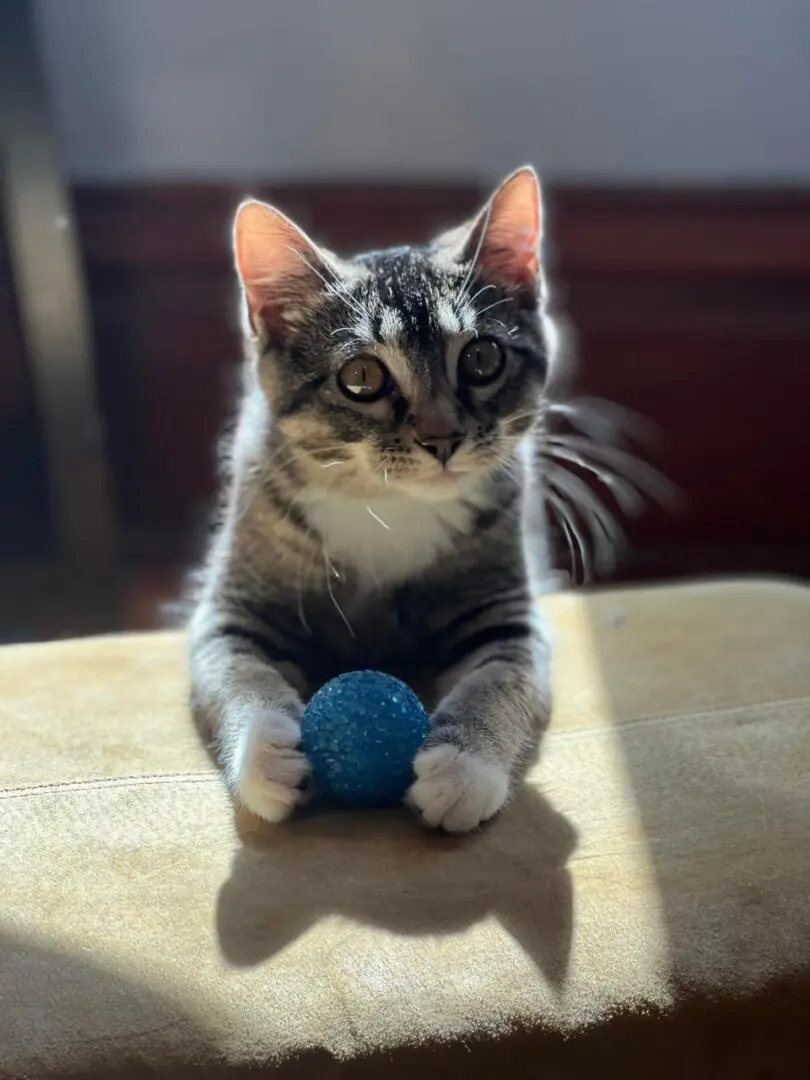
[0,215,51,558]
[3,183,810,582]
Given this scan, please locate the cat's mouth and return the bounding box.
[393,464,477,500]
[430,466,471,484]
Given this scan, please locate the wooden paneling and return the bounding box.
[3,183,810,582]
[0,224,51,559]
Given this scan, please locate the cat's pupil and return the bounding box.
[338,355,388,400]
[458,338,505,386]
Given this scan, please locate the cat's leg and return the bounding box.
[407,622,551,833]
[189,603,309,823]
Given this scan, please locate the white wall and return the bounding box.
[34,0,810,183]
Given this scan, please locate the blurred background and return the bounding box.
[2,0,809,641]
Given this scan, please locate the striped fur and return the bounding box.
[189,167,556,831]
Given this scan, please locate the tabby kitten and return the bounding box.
[189,166,557,833]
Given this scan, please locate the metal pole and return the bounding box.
[0,0,117,574]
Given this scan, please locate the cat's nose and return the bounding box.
[415,434,464,467]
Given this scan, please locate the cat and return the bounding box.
[188,166,559,833]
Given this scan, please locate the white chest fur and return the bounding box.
[300,485,482,585]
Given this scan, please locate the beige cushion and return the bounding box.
[1,579,809,1077]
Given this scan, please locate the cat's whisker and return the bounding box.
[505,407,541,426]
[256,441,299,472]
[542,445,644,517]
[308,443,357,457]
[467,283,497,306]
[544,487,591,584]
[546,466,623,575]
[296,546,319,634]
[544,492,578,584]
[278,488,310,530]
[500,414,541,439]
[488,412,540,440]
[233,441,310,525]
[366,505,391,531]
[296,583,312,633]
[549,396,657,447]
[476,297,513,318]
[288,247,370,325]
[323,551,355,638]
[546,434,680,507]
[259,436,353,483]
[233,484,262,526]
[320,459,346,469]
[458,202,494,301]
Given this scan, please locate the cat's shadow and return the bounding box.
[216,783,577,991]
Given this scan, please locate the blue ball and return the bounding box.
[300,671,430,808]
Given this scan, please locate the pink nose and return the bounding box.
[415,434,463,467]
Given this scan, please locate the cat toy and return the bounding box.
[300,671,430,807]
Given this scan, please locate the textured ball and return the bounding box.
[301,671,430,808]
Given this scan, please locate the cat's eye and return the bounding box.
[457,338,506,387]
[337,355,390,401]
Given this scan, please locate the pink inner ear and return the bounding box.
[234,200,325,331]
[475,168,542,293]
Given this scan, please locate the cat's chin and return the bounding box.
[395,468,477,502]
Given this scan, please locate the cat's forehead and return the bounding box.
[354,245,455,294]
[350,245,475,344]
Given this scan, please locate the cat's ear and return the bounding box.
[233,199,335,340]
[442,166,543,306]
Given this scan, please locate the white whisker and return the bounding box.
[325,553,341,580]
[459,202,494,301]
[320,459,346,469]
[476,297,512,318]
[296,548,317,635]
[324,552,355,638]
[234,440,308,525]
[542,444,644,516]
[547,467,623,575]
[297,593,311,635]
[366,505,391,531]
[544,487,591,584]
[549,396,657,446]
[288,247,370,324]
[468,283,497,306]
[546,435,680,507]
[544,491,576,582]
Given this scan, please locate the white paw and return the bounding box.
[407,744,509,833]
[233,712,309,824]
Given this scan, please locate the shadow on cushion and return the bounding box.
[1,929,215,1077]
[216,784,577,993]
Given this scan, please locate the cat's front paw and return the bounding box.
[407,744,509,833]
[233,711,309,824]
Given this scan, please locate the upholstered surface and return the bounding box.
[1,579,809,1078]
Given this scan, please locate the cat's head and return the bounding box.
[234,167,552,499]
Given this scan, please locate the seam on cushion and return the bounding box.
[0,771,218,800]
[551,693,810,741]
[5,696,806,798]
